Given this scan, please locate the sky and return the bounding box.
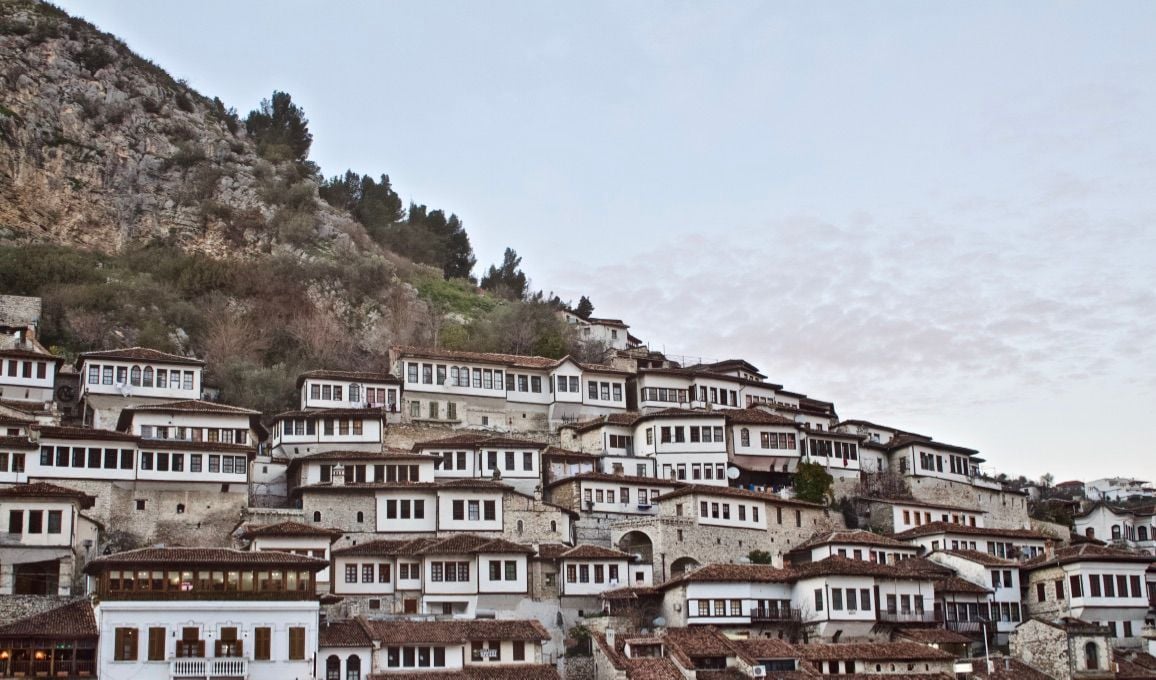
[56,1,1156,483]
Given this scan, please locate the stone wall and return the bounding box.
[561,655,596,680]
[32,477,245,548]
[1022,564,1068,619]
[1010,619,1111,680]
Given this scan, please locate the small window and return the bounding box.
[135,499,146,511]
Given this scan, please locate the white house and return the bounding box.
[0,482,99,596]
[893,521,1049,560]
[787,529,920,566]
[557,311,637,351]
[0,348,61,404]
[658,563,797,630]
[269,408,385,460]
[361,619,555,676]
[1021,543,1154,647]
[317,620,373,680]
[1073,502,1156,547]
[800,430,864,479]
[413,433,547,497]
[544,471,682,517]
[726,408,803,487]
[297,369,401,414]
[84,546,327,680]
[1085,478,1156,503]
[885,434,984,484]
[631,409,729,485]
[77,347,205,429]
[928,549,1025,644]
[239,520,343,589]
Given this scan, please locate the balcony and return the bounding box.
[877,610,942,624]
[751,607,802,623]
[946,620,989,636]
[170,657,248,679]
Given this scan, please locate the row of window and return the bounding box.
[640,387,688,403]
[6,508,63,534]
[2,358,49,380]
[808,439,859,461]
[583,487,660,506]
[410,400,459,420]
[320,463,421,484]
[0,451,26,473]
[383,499,426,520]
[430,561,471,582]
[112,626,306,662]
[699,500,760,523]
[308,383,394,405]
[661,462,728,481]
[280,417,368,437]
[652,425,725,445]
[945,602,1021,623]
[990,569,1017,588]
[1061,573,1144,599]
[140,452,247,475]
[695,385,740,407]
[694,599,798,617]
[451,499,497,522]
[608,434,633,450]
[918,451,973,476]
[105,569,315,594]
[346,563,391,584]
[436,448,537,472]
[565,563,620,584]
[902,509,979,527]
[87,364,195,390]
[738,429,799,450]
[140,425,248,445]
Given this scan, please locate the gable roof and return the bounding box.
[361,619,550,644]
[297,369,400,387]
[35,425,139,443]
[933,549,1018,567]
[662,563,793,587]
[1022,543,1155,570]
[656,484,825,508]
[893,521,1048,541]
[239,521,344,541]
[332,538,439,557]
[84,547,329,573]
[120,399,260,416]
[318,619,374,648]
[935,575,992,594]
[0,600,96,638]
[886,433,978,456]
[792,529,914,552]
[79,346,204,366]
[0,482,96,508]
[414,534,536,555]
[794,641,954,661]
[725,408,799,426]
[413,434,547,450]
[559,544,630,560]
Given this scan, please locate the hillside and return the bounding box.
[0,1,591,413]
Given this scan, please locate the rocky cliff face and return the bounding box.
[0,0,366,257]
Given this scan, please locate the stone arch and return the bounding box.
[617,530,654,563]
[669,556,700,576]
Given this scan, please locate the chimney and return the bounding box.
[331,465,346,487]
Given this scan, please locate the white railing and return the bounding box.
[170,657,248,678]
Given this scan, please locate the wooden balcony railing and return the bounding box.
[170,656,248,678]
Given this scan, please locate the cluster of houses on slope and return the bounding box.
[1,295,1156,680]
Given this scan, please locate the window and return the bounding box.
[1085,642,1099,670]
[114,627,139,661]
[47,510,62,534]
[289,627,306,660]
[346,564,358,583]
[814,589,824,611]
[740,428,750,447]
[254,627,271,661]
[468,500,480,521]
[7,509,21,534]
[1036,582,1046,602]
[832,589,843,610]
[26,509,42,533]
[363,564,375,583]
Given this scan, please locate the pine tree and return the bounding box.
[575,296,594,320]
[480,248,528,300]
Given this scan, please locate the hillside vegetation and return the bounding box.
[0,1,597,413]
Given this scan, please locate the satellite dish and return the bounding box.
[726,467,740,480]
[652,617,667,628]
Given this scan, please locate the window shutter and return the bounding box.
[148,627,166,660]
[289,627,306,660]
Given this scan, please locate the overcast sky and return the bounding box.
[57,1,1156,483]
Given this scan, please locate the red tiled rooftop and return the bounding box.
[79,346,204,365]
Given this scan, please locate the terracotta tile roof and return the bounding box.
[795,642,953,661]
[79,346,204,365]
[413,434,547,450]
[319,619,374,647]
[297,369,400,387]
[567,412,643,433]
[725,408,800,426]
[934,549,1018,567]
[272,407,385,420]
[0,347,61,361]
[362,619,550,644]
[1113,650,1156,680]
[1033,617,1112,635]
[837,419,929,439]
[84,547,329,573]
[886,433,978,455]
[638,366,784,391]
[292,448,429,462]
[541,445,599,459]
[0,412,34,426]
[895,628,974,644]
[623,657,683,680]
[0,599,96,638]
[968,656,1058,680]
[35,425,139,442]
[293,479,513,496]
[599,585,663,600]
[0,435,36,449]
[935,575,992,594]
[546,471,684,490]
[1022,543,1155,569]
[638,408,727,422]
[533,542,571,559]
[662,626,751,664]
[560,544,630,560]
[893,521,1043,541]
[731,637,797,659]
[122,399,260,415]
[332,538,438,557]
[663,563,794,586]
[0,482,96,508]
[656,483,825,508]
[240,521,343,540]
[792,556,950,580]
[861,497,983,513]
[392,345,560,369]
[792,529,912,552]
[415,534,536,555]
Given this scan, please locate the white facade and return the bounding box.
[270,409,384,459]
[79,349,203,401]
[298,371,400,412]
[887,502,985,533]
[1086,478,1156,502]
[94,600,319,680]
[633,413,729,486]
[0,349,58,403]
[1074,503,1156,547]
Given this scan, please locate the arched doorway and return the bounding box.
[617,531,654,563]
[326,654,341,680]
[346,655,361,680]
[1085,642,1099,670]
